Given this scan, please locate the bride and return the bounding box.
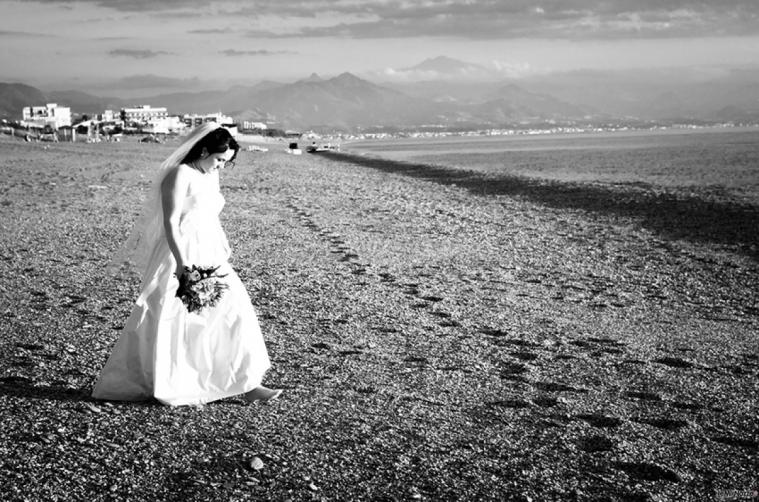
[92,123,281,406]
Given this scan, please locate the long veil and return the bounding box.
[111,122,222,276]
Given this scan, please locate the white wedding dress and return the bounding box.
[92,170,271,406]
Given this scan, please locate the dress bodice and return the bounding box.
[182,189,225,217]
[178,186,230,264]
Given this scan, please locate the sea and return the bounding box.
[344,127,759,202]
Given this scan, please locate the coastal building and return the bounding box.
[182,112,235,128]
[21,103,71,129]
[241,120,267,131]
[121,105,168,123]
[143,116,186,135]
[99,110,115,122]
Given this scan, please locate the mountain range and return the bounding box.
[3,57,759,131]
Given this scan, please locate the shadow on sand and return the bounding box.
[0,378,163,408]
[0,377,89,402]
[325,152,759,260]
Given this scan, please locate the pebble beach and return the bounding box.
[0,133,757,501]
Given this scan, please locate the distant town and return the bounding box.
[1,102,280,143]
[2,101,757,145]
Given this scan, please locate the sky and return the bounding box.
[2,0,759,95]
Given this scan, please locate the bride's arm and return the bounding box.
[160,165,192,278]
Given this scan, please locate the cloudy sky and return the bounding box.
[2,0,759,94]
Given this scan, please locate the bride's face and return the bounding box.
[197,148,235,173]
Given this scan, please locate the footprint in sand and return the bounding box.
[439,320,461,327]
[16,343,45,351]
[377,272,395,283]
[569,340,594,349]
[577,435,614,452]
[634,417,688,431]
[612,462,681,483]
[670,401,703,411]
[531,396,558,408]
[625,391,662,401]
[499,362,529,379]
[554,354,577,361]
[403,283,420,296]
[723,364,755,376]
[500,362,530,383]
[654,356,694,369]
[622,358,647,365]
[479,327,511,338]
[421,295,444,302]
[510,351,539,362]
[575,414,623,428]
[712,436,758,452]
[10,356,35,368]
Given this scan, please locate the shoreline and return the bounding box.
[341,123,759,144]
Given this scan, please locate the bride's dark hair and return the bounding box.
[181,127,240,165]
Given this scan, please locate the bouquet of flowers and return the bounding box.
[176,265,229,313]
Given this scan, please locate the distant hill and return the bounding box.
[488,84,588,119]
[4,58,759,130]
[297,73,324,84]
[0,83,123,120]
[137,80,290,116]
[0,83,47,119]
[247,72,432,129]
[521,68,759,122]
[383,80,589,120]
[47,90,123,115]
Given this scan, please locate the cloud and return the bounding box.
[188,28,230,34]
[237,0,759,39]
[219,49,296,56]
[0,30,57,38]
[28,0,211,12]
[20,0,759,39]
[108,49,173,59]
[284,3,759,39]
[375,57,540,82]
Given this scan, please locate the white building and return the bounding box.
[182,112,234,128]
[99,110,115,122]
[22,103,71,129]
[241,120,267,130]
[121,105,168,123]
[144,116,186,134]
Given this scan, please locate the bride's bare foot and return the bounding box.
[243,386,283,402]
